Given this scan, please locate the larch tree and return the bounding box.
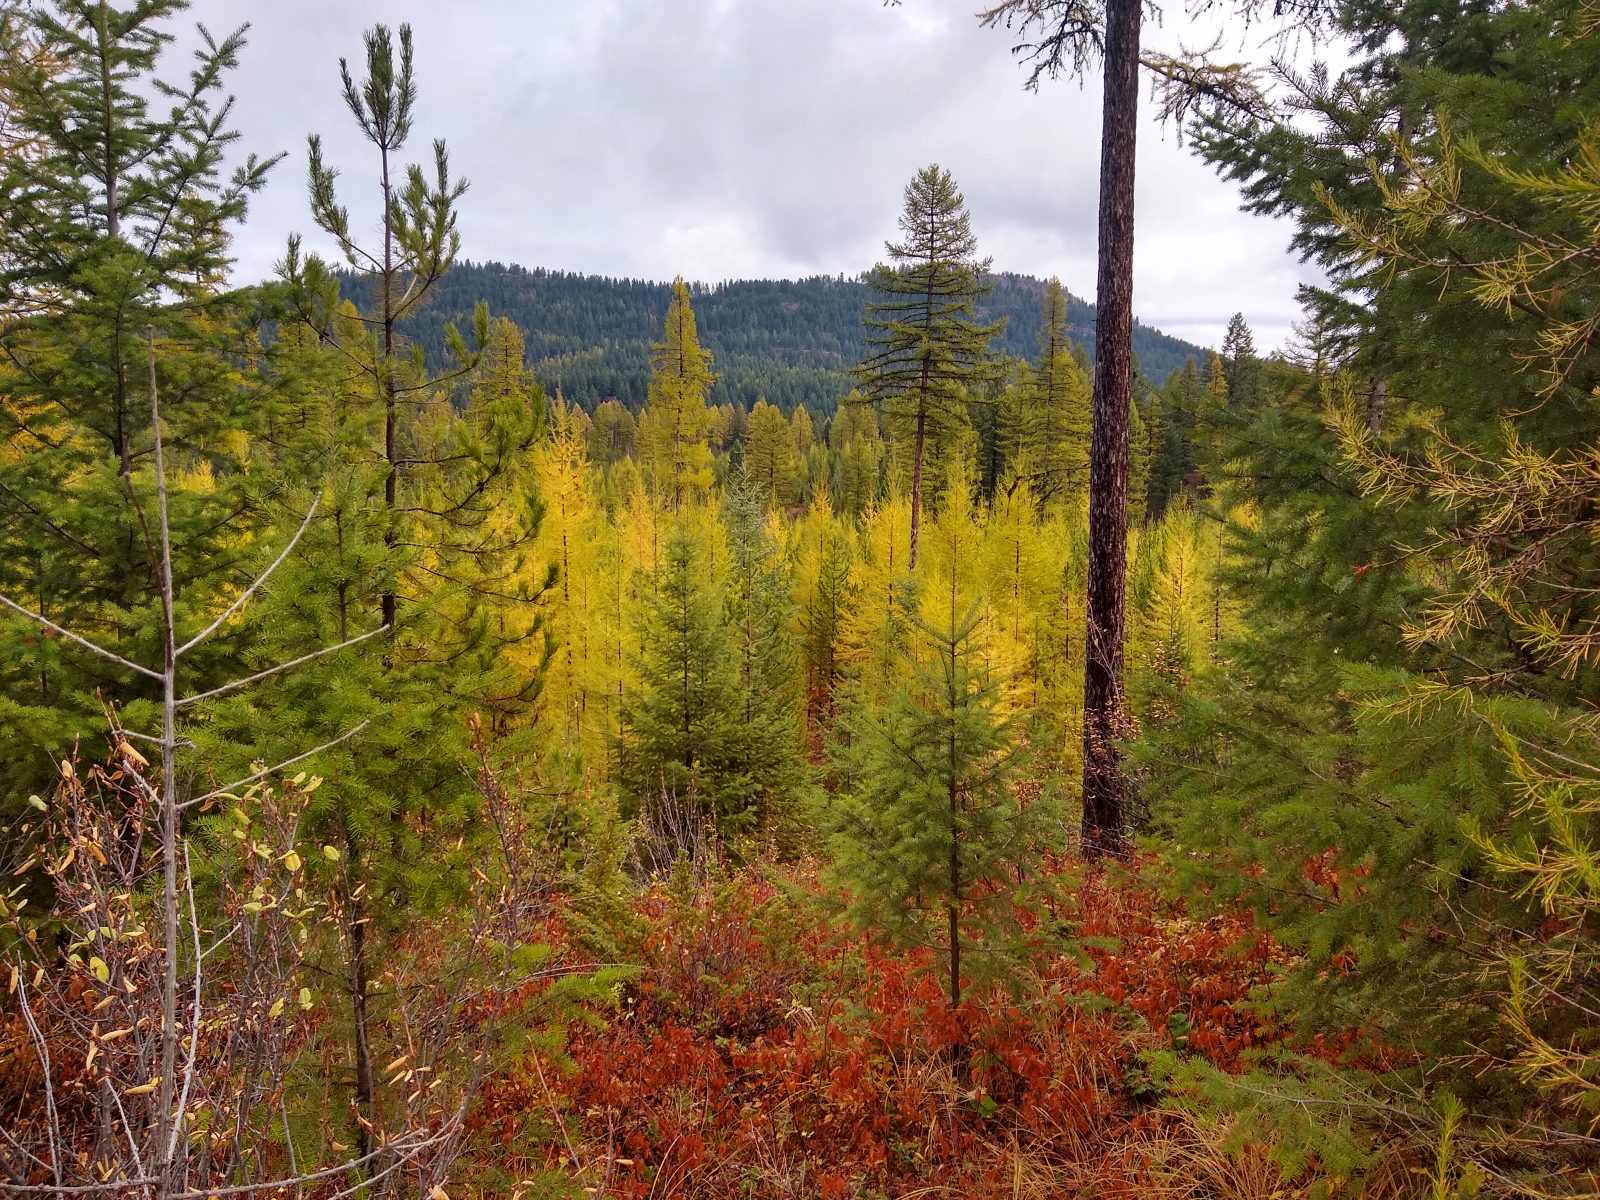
[744,397,799,507]
[791,403,816,457]
[1019,277,1092,504]
[640,278,716,512]
[852,164,1003,572]
[588,397,637,466]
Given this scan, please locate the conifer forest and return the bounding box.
[3,1,1600,1196]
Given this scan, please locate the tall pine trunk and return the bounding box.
[1080,0,1141,860]
[910,406,926,571]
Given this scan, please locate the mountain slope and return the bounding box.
[372,261,1208,417]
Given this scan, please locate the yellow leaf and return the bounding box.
[269,997,284,1019]
[299,987,313,1010]
[89,956,109,983]
[323,845,340,862]
[124,1077,160,1097]
[283,850,302,873]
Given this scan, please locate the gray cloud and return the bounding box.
[177,0,1321,350]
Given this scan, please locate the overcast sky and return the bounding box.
[181,0,1329,351]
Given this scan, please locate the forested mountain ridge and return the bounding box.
[343,260,1206,415]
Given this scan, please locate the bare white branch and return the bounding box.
[0,594,162,681]
[180,719,372,811]
[175,624,390,708]
[176,494,322,658]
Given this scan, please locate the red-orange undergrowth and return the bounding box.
[473,855,1320,1198]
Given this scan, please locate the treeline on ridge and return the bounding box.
[336,262,1205,417]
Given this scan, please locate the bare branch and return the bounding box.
[175,623,390,708]
[176,493,323,658]
[181,719,372,810]
[0,593,163,681]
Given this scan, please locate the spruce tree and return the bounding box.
[827,396,884,516]
[721,477,809,843]
[617,524,741,830]
[852,164,1003,571]
[1220,312,1262,411]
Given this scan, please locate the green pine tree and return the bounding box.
[852,164,1004,570]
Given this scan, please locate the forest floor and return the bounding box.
[467,857,1401,1199]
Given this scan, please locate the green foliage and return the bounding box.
[1015,278,1091,505]
[0,0,279,818]
[721,477,811,845]
[1142,0,1600,1177]
[854,164,1005,566]
[617,523,742,828]
[345,262,1206,419]
[829,593,1040,1008]
[827,396,884,515]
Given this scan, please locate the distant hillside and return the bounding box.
[367,262,1208,418]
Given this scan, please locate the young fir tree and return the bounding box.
[972,360,1020,500]
[830,589,1037,1020]
[852,164,1003,571]
[1147,358,1201,519]
[720,476,809,844]
[1018,278,1092,504]
[639,278,716,512]
[1219,312,1262,411]
[0,1,279,820]
[617,523,742,831]
[743,397,799,507]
